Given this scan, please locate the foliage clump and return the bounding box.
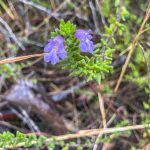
[47,20,114,83]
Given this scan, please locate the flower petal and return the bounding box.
[44,35,67,64]
[75,29,94,54]
[44,53,51,62]
[75,29,88,40]
[44,50,59,64]
[57,44,67,59]
[54,36,64,44]
[86,40,94,53]
[75,29,92,40]
[50,50,59,65]
[87,35,92,40]
[44,40,54,53]
[79,41,88,52]
[58,51,67,59]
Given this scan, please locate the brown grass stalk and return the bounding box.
[0,53,44,65]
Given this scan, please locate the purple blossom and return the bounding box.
[75,29,94,54]
[44,36,67,65]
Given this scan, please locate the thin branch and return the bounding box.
[95,0,107,26]
[93,92,106,150]
[0,121,24,132]
[32,0,68,32]
[139,43,150,83]
[89,1,101,35]
[49,0,56,10]
[5,124,150,148]
[18,0,51,14]
[51,81,87,102]
[18,107,40,132]
[98,92,107,128]
[55,124,149,140]
[0,16,25,50]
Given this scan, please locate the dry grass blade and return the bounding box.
[0,1,14,20]
[0,53,44,65]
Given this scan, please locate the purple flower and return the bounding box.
[75,29,94,54]
[44,36,67,65]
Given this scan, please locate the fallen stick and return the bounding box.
[4,124,150,149]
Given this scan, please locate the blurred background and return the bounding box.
[0,0,150,149]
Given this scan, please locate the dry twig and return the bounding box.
[18,0,51,14]
[4,124,150,149]
[93,92,107,150]
[0,16,25,50]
